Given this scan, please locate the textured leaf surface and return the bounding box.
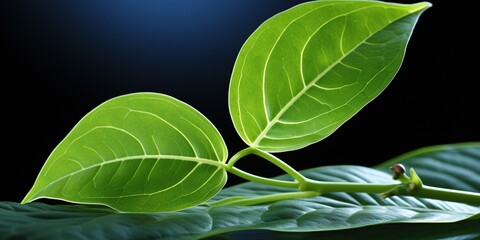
[229,1,431,152]
[22,93,228,212]
[2,202,478,240]
[6,143,479,239]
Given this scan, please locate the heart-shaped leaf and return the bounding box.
[22,93,228,212]
[8,143,479,239]
[229,1,431,152]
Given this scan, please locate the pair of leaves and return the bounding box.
[4,143,480,239]
[22,0,432,212]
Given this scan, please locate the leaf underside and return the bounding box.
[22,93,228,212]
[5,143,479,239]
[229,1,431,152]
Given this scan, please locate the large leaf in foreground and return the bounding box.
[22,93,228,212]
[6,143,479,239]
[229,1,431,152]
[1,201,478,240]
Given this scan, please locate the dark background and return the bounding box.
[1,0,478,203]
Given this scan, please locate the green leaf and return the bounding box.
[8,143,479,239]
[219,219,480,240]
[229,1,431,152]
[22,93,228,212]
[2,201,479,240]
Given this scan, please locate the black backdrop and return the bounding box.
[1,0,478,203]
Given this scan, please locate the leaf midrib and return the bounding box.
[32,154,226,199]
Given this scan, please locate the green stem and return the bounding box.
[250,148,306,184]
[301,179,480,205]
[300,179,397,194]
[224,148,480,206]
[226,147,254,169]
[408,186,480,205]
[227,166,299,189]
[208,191,319,207]
[226,147,299,189]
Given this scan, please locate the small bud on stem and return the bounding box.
[390,164,406,180]
[382,164,425,199]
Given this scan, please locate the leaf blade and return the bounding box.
[229,1,431,152]
[22,93,228,212]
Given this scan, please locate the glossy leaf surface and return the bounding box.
[2,201,478,240]
[22,93,228,212]
[229,1,431,152]
[8,143,479,239]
